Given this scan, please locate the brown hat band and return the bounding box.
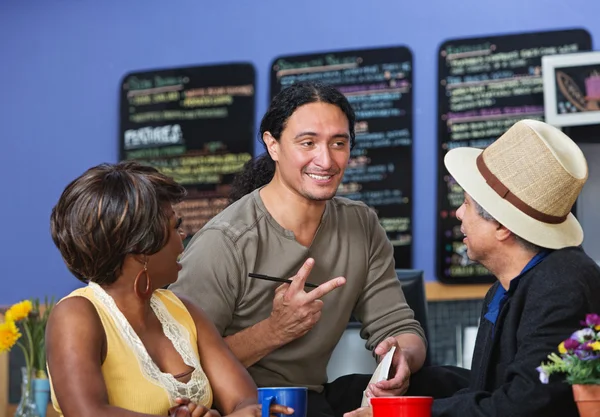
[475,153,567,224]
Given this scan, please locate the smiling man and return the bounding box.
[170,82,427,417]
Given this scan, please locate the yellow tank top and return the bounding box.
[49,283,213,416]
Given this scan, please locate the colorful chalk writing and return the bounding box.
[271,46,414,268]
[436,29,591,283]
[120,63,256,239]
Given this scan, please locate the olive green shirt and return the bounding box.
[171,188,425,392]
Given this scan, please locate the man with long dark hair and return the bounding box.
[171,82,427,417]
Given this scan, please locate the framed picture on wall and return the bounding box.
[543,51,600,127]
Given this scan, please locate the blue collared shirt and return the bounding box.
[484,250,552,330]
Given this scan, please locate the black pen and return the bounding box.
[248,273,319,288]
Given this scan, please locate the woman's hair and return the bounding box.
[50,161,186,285]
[229,81,356,202]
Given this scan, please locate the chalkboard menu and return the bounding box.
[270,46,413,268]
[119,63,256,241]
[436,29,591,284]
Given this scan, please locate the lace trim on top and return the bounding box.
[89,282,211,406]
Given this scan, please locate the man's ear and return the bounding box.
[495,223,512,243]
[263,132,279,162]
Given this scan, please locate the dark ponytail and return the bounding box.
[229,153,275,202]
[229,81,355,203]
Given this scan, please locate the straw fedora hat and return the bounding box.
[444,119,588,249]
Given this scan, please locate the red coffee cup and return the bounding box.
[370,396,434,417]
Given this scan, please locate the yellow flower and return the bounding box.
[591,341,600,351]
[595,324,600,331]
[558,342,567,354]
[6,300,33,322]
[0,320,22,353]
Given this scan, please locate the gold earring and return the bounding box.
[134,260,152,299]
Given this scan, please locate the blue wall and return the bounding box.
[1,0,598,304]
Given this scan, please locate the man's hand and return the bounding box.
[364,337,412,398]
[268,258,346,345]
[343,406,372,417]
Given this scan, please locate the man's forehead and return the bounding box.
[286,104,348,127]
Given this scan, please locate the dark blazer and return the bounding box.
[433,246,600,417]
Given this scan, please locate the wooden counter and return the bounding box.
[425,281,492,301]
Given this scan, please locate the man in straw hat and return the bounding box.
[346,119,600,417]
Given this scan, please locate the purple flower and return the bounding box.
[581,341,595,351]
[564,338,580,351]
[574,348,600,360]
[583,313,600,327]
[571,328,595,343]
[581,354,600,361]
[536,366,549,384]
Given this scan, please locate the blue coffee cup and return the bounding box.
[257,387,307,417]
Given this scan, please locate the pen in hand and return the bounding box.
[248,273,319,288]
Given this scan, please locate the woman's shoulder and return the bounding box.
[54,286,96,310]
[51,286,102,316]
[61,285,93,299]
[48,288,104,334]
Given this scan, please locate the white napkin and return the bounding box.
[360,346,396,406]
